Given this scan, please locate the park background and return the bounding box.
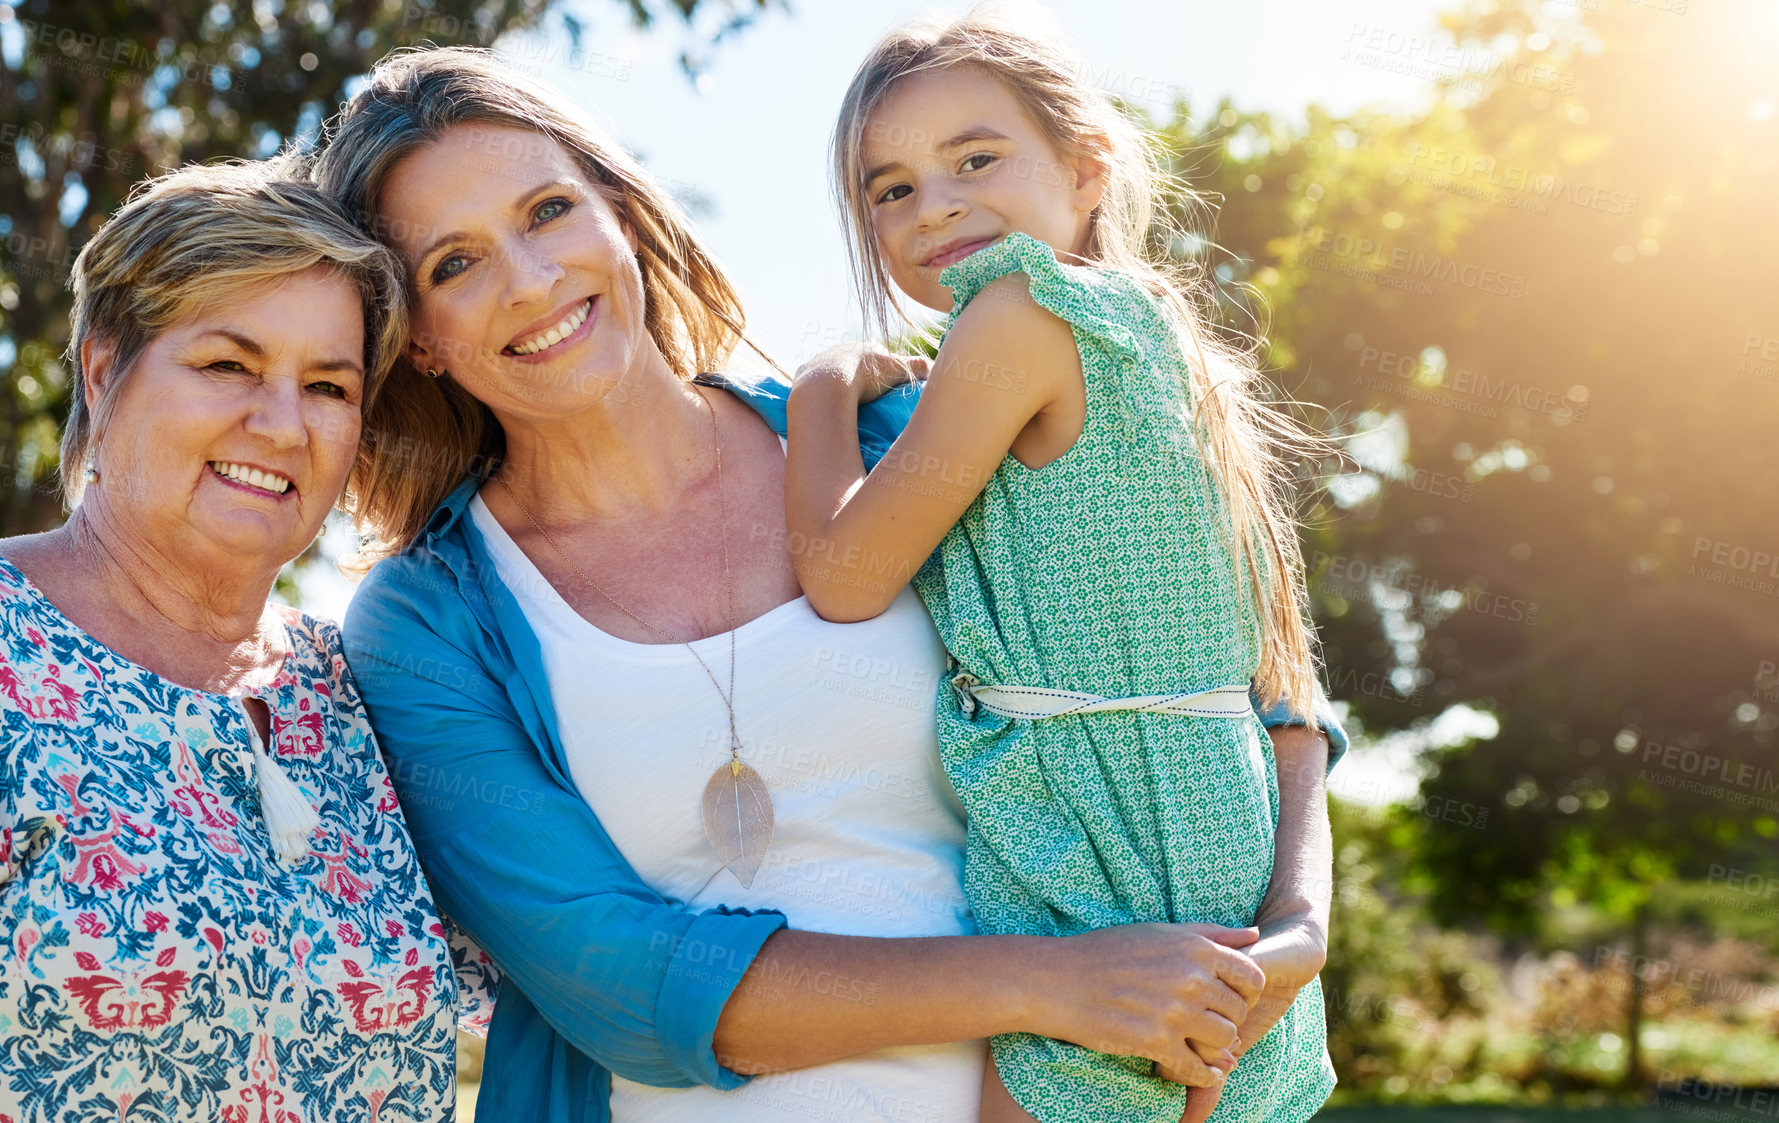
[3,0,1776,1117]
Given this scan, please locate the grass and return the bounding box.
[1315,1113,1676,1121]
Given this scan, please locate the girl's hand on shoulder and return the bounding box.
[794,342,930,403]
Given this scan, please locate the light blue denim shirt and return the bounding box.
[341,375,1346,1123]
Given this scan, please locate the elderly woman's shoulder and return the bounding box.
[271,603,364,695]
[0,533,62,587]
[274,601,348,655]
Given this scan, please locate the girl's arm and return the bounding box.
[1180,724,1334,1121]
[721,366,1356,772]
[785,273,1078,622]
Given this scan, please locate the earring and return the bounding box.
[423,367,443,380]
[82,464,99,485]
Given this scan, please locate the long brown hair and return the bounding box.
[313,46,765,563]
[833,9,1321,715]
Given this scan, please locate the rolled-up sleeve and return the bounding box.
[344,562,786,1090]
[1250,682,1348,773]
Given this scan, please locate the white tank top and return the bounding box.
[470,489,986,1123]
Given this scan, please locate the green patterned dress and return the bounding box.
[912,233,1336,1123]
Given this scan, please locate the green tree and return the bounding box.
[1150,0,1778,1093]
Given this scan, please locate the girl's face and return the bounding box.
[860,67,1105,312]
[377,123,649,424]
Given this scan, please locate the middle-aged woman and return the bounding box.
[318,46,1344,1122]
[0,160,487,1120]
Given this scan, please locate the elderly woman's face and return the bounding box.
[377,123,646,421]
[90,265,365,566]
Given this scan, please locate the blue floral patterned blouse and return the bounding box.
[0,557,494,1122]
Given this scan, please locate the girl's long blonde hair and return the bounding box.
[313,46,764,563]
[832,8,1320,716]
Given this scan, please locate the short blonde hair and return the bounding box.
[313,46,765,562]
[62,157,409,508]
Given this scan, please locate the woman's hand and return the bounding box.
[794,342,929,403]
[1176,908,1329,1121]
[1023,922,1265,1088]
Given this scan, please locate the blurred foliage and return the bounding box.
[0,0,775,532]
[1322,801,1779,1105]
[1140,0,1779,1095]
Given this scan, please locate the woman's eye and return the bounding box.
[207,359,248,373]
[308,380,348,399]
[876,184,911,205]
[961,153,996,173]
[432,253,468,284]
[535,198,571,224]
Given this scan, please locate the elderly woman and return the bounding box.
[318,47,1342,1123]
[0,161,476,1118]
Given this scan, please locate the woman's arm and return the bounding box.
[1252,689,1349,773]
[1255,725,1335,947]
[713,922,1263,1084]
[347,555,1265,1090]
[1241,723,1334,1027]
[785,274,1074,623]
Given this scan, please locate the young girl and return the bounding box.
[784,10,1337,1123]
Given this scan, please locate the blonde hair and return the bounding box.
[832,8,1320,715]
[312,45,764,563]
[62,157,408,508]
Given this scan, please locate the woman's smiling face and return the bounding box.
[377,123,648,421]
[88,265,365,567]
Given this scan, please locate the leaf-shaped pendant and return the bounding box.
[701,757,775,888]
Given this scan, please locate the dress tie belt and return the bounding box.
[948,670,1253,722]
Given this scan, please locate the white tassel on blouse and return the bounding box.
[240,701,319,862]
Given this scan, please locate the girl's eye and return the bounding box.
[535,198,571,224]
[432,253,469,284]
[961,153,996,173]
[876,184,912,205]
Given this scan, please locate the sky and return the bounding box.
[302,0,1466,789]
